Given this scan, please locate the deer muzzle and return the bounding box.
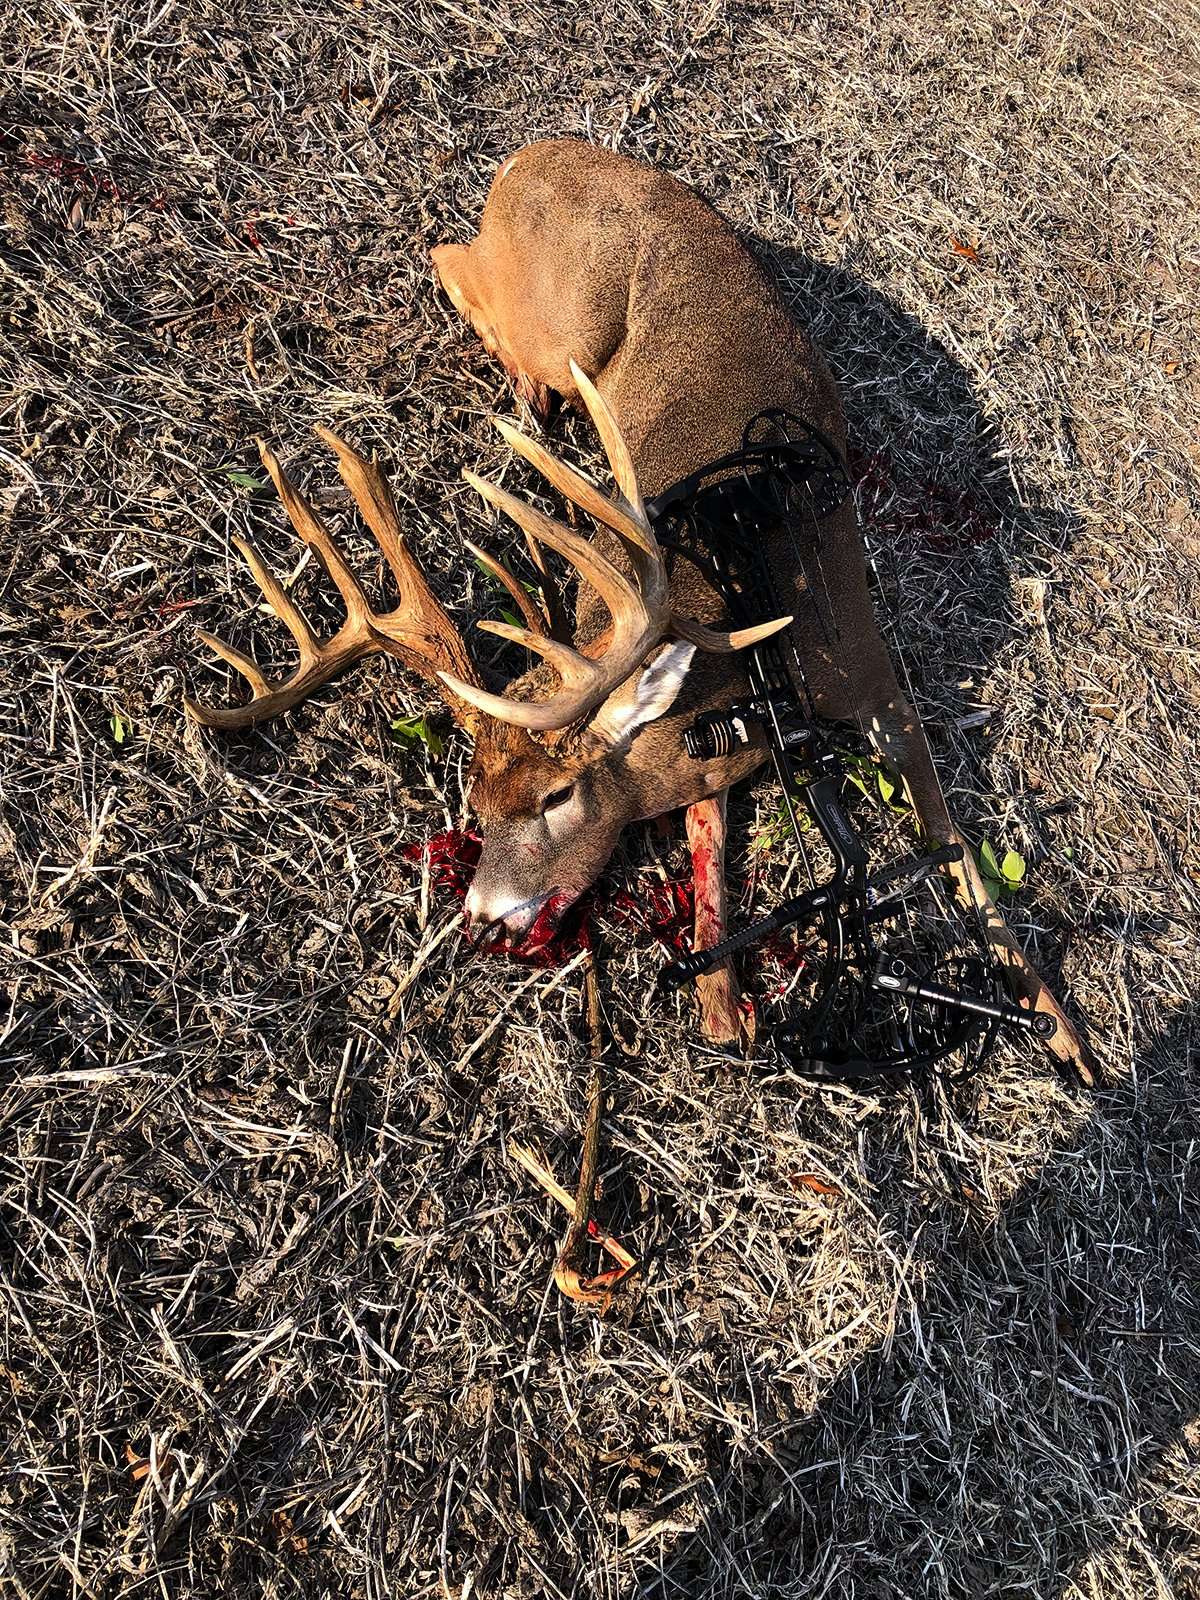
[464,883,555,943]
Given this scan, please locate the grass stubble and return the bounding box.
[1,1,1198,1596]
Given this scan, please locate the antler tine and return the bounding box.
[444,362,793,735]
[189,629,269,697]
[257,439,371,632]
[523,531,571,640]
[492,406,669,642]
[568,360,645,522]
[186,453,377,731]
[463,538,548,638]
[462,470,645,626]
[493,417,659,561]
[672,613,794,653]
[437,667,607,733]
[186,430,486,733]
[475,620,601,687]
[314,425,411,591]
[568,360,668,614]
[317,425,484,696]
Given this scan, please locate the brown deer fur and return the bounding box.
[433,138,1092,1079]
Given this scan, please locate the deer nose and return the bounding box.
[464,886,547,941]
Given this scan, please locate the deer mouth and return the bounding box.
[510,889,585,955]
[470,886,590,962]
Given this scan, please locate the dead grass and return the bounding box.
[2,1,1199,1596]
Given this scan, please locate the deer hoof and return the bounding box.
[1041,1011,1100,1089]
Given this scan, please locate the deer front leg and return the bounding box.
[684,791,753,1046]
[869,696,1097,1086]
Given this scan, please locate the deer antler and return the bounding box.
[437,361,792,733]
[185,427,486,733]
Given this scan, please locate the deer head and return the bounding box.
[186,364,788,944]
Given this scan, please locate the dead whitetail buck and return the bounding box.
[187,138,1091,1082]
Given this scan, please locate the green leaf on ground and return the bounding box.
[1000,849,1026,886]
[977,839,1029,898]
[391,713,444,756]
[222,468,267,491]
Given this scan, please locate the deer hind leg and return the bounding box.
[684,792,755,1046]
[866,690,1096,1085]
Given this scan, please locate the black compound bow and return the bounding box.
[649,412,1053,1080]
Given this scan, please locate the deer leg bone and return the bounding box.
[684,791,754,1046]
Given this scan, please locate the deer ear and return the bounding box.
[585,642,697,749]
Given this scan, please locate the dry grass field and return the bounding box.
[3,1,1199,1596]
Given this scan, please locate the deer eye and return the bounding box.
[541,784,574,815]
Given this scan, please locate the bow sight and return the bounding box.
[649,412,1053,1080]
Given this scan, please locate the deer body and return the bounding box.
[434,144,883,910]
[435,141,863,709]
[189,139,1091,1078]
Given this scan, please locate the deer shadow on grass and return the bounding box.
[616,253,1199,1599]
[636,1002,1199,1599]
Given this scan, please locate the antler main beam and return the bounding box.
[437,361,792,733]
